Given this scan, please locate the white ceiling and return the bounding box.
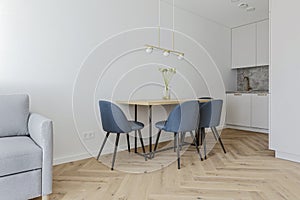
[165,0,269,28]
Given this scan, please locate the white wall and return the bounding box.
[270,0,300,162]
[0,0,233,164]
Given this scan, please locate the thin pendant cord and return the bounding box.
[158,0,161,47]
[172,0,175,50]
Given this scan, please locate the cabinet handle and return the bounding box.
[257,93,267,96]
[234,93,242,96]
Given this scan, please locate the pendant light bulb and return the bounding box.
[163,50,170,57]
[238,2,248,9]
[177,53,184,60]
[246,7,255,12]
[146,47,153,54]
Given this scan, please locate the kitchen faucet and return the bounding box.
[243,76,252,91]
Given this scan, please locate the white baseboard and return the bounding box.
[53,134,174,166]
[54,152,92,165]
[225,124,269,134]
[275,151,300,163]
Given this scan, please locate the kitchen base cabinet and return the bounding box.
[251,94,269,129]
[226,93,269,132]
[226,93,251,127]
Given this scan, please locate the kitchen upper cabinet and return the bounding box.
[226,93,251,127]
[257,20,269,66]
[251,94,269,129]
[232,24,256,69]
[231,20,269,69]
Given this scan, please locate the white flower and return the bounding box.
[159,67,176,88]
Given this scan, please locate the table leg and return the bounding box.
[149,105,152,153]
[134,104,137,153]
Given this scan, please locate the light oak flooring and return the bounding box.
[34,129,300,200]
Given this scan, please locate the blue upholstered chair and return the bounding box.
[0,94,53,199]
[97,100,146,170]
[198,99,226,159]
[153,100,203,169]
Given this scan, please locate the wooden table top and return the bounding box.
[116,99,210,106]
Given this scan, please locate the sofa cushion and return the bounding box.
[0,94,29,137]
[0,136,42,177]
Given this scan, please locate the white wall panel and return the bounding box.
[0,0,233,164]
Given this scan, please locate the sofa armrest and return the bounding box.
[28,113,53,196]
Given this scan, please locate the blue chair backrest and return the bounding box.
[99,100,132,133]
[199,99,223,128]
[164,100,200,132]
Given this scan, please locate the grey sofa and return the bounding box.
[0,94,53,200]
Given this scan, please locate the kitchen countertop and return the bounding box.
[226,90,269,94]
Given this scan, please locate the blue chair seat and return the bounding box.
[128,121,144,131]
[155,121,166,130]
[97,100,147,170]
[153,101,203,169]
[197,99,226,159]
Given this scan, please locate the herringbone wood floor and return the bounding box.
[34,129,300,200]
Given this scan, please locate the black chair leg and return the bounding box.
[210,127,218,141]
[134,131,137,153]
[195,129,199,146]
[153,130,161,158]
[126,133,130,153]
[97,132,110,160]
[111,134,120,170]
[200,127,205,146]
[190,131,203,161]
[180,132,186,150]
[196,120,201,146]
[174,134,176,152]
[138,130,147,161]
[175,132,181,169]
[202,128,207,159]
[212,127,226,154]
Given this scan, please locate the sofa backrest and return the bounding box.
[0,94,29,137]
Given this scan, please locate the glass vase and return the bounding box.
[163,86,170,100]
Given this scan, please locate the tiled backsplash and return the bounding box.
[237,66,269,91]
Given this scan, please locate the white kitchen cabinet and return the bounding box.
[226,93,269,131]
[251,94,269,129]
[226,93,251,127]
[232,24,256,68]
[231,20,269,69]
[257,20,269,66]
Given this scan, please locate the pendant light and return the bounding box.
[145,0,184,60]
